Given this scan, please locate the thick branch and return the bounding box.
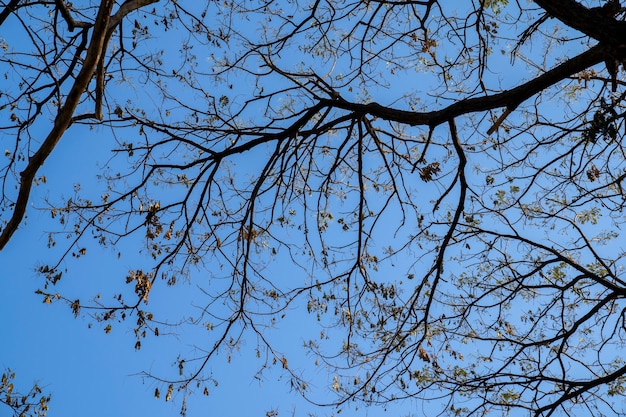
[0,0,115,250]
[0,0,19,26]
[534,0,626,44]
[96,0,160,119]
[322,44,606,128]
[54,0,91,31]
[108,0,160,32]
[535,363,626,417]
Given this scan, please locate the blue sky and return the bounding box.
[0,110,299,415]
[0,195,401,417]
[4,1,626,417]
[0,126,398,417]
[0,192,329,416]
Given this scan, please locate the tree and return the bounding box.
[2,0,626,415]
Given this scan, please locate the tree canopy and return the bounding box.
[3,0,626,415]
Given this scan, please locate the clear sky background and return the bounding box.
[0,137,333,417]
[0,2,527,415]
[0,2,315,414]
[0,109,403,417]
[0,134,413,417]
[2,1,621,417]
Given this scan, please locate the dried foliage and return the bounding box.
[0,369,51,417]
[3,0,626,416]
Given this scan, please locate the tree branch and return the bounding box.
[96,0,160,120]
[534,0,626,44]
[54,0,91,31]
[0,0,20,26]
[0,0,115,250]
[108,0,160,32]
[322,44,606,129]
